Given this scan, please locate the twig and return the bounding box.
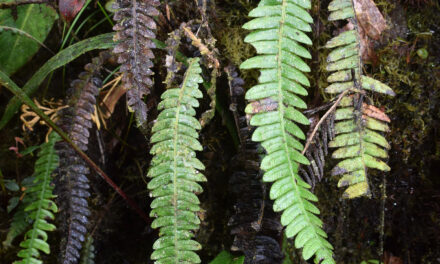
[181,24,220,69]
[0,72,151,224]
[302,89,350,155]
[379,174,386,259]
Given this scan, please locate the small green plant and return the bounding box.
[14,133,60,264]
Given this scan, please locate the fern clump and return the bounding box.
[240,0,335,263]
[325,0,395,198]
[14,133,61,264]
[147,58,205,264]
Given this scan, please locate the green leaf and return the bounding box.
[0,3,57,75]
[209,251,244,264]
[5,179,20,191]
[7,196,20,212]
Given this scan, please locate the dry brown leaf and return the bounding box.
[353,0,387,40]
[384,252,404,264]
[362,103,391,122]
[340,0,387,62]
[99,76,126,119]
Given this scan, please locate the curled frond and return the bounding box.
[240,0,335,263]
[147,58,205,264]
[326,0,395,198]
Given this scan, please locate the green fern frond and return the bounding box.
[14,132,60,264]
[147,58,205,264]
[80,236,95,264]
[3,206,31,248]
[325,0,395,199]
[240,0,335,263]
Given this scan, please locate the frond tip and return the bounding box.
[325,0,395,199]
[112,0,160,132]
[147,58,205,264]
[240,0,335,263]
[14,133,60,264]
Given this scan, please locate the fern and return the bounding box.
[228,68,283,263]
[147,58,205,264]
[79,236,95,264]
[55,54,106,264]
[14,132,60,264]
[299,111,336,187]
[325,0,395,198]
[240,0,335,263]
[112,0,160,133]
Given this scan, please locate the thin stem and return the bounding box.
[302,89,350,155]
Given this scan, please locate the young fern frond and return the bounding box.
[240,0,335,263]
[15,132,60,264]
[325,0,395,198]
[147,58,205,264]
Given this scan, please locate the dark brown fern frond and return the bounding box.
[55,53,109,264]
[299,108,336,188]
[227,67,284,264]
[112,0,159,133]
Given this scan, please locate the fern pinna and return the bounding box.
[147,58,205,263]
[325,0,395,198]
[112,0,159,133]
[14,133,60,264]
[55,55,105,264]
[240,0,335,263]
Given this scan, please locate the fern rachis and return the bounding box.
[240,0,335,263]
